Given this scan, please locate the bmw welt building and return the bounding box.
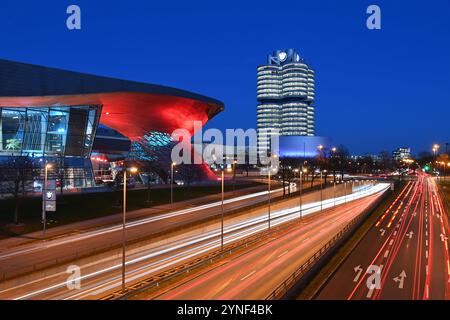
[0,59,223,191]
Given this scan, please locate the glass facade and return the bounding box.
[0,105,101,188]
[257,49,316,156]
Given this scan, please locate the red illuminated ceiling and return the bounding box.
[0,92,223,140]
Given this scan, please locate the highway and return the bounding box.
[0,185,291,280]
[317,173,450,300]
[144,185,389,300]
[0,181,385,299]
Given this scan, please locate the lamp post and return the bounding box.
[220,166,232,250]
[352,179,355,201]
[300,167,307,220]
[42,163,52,235]
[268,168,272,230]
[433,144,440,176]
[268,154,278,231]
[344,180,347,204]
[122,166,138,294]
[320,170,323,213]
[333,178,336,207]
[170,162,176,206]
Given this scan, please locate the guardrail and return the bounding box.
[265,189,389,300]
[0,181,348,281]
[107,184,385,300]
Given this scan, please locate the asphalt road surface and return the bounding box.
[148,186,389,300]
[317,173,450,300]
[0,182,384,299]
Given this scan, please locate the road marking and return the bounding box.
[353,265,363,282]
[426,250,429,259]
[425,284,429,299]
[384,250,389,258]
[394,231,397,236]
[426,231,428,237]
[366,288,374,299]
[393,270,406,289]
[389,239,394,246]
[426,265,429,275]
[240,270,256,281]
[277,250,289,258]
[426,240,428,247]
[301,237,309,243]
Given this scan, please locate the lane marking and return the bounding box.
[277,250,289,258]
[389,239,394,246]
[240,270,256,281]
[384,250,389,258]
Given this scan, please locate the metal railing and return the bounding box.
[265,190,389,300]
[108,184,386,300]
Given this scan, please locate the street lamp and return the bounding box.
[321,170,327,213]
[433,144,440,162]
[122,166,138,294]
[268,154,278,231]
[42,163,52,235]
[220,166,232,251]
[333,176,336,207]
[300,167,307,220]
[344,180,347,204]
[170,162,176,206]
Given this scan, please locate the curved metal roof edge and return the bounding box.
[0,58,224,110]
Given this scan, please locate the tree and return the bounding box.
[0,156,38,224]
[335,145,350,180]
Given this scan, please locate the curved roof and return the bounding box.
[0,59,224,139]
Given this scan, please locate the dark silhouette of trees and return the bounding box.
[0,156,39,224]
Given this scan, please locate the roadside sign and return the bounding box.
[45,190,56,201]
[43,179,57,212]
[45,201,56,212]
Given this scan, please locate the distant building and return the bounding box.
[392,147,411,161]
[256,49,315,156]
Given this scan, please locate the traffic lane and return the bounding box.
[318,176,448,300]
[0,183,377,299]
[353,179,421,300]
[373,185,423,300]
[427,180,448,299]
[316,182,415,300]
[153,194,382,300]
[0,183,370,280]
[0,184,274,250]
[0,188,287,277]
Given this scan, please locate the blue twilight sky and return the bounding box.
[0,0,449,155]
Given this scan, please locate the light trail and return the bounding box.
[4,183,389,300]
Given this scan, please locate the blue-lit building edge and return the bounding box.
[0,104,101,190]
[278,136,331,158]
